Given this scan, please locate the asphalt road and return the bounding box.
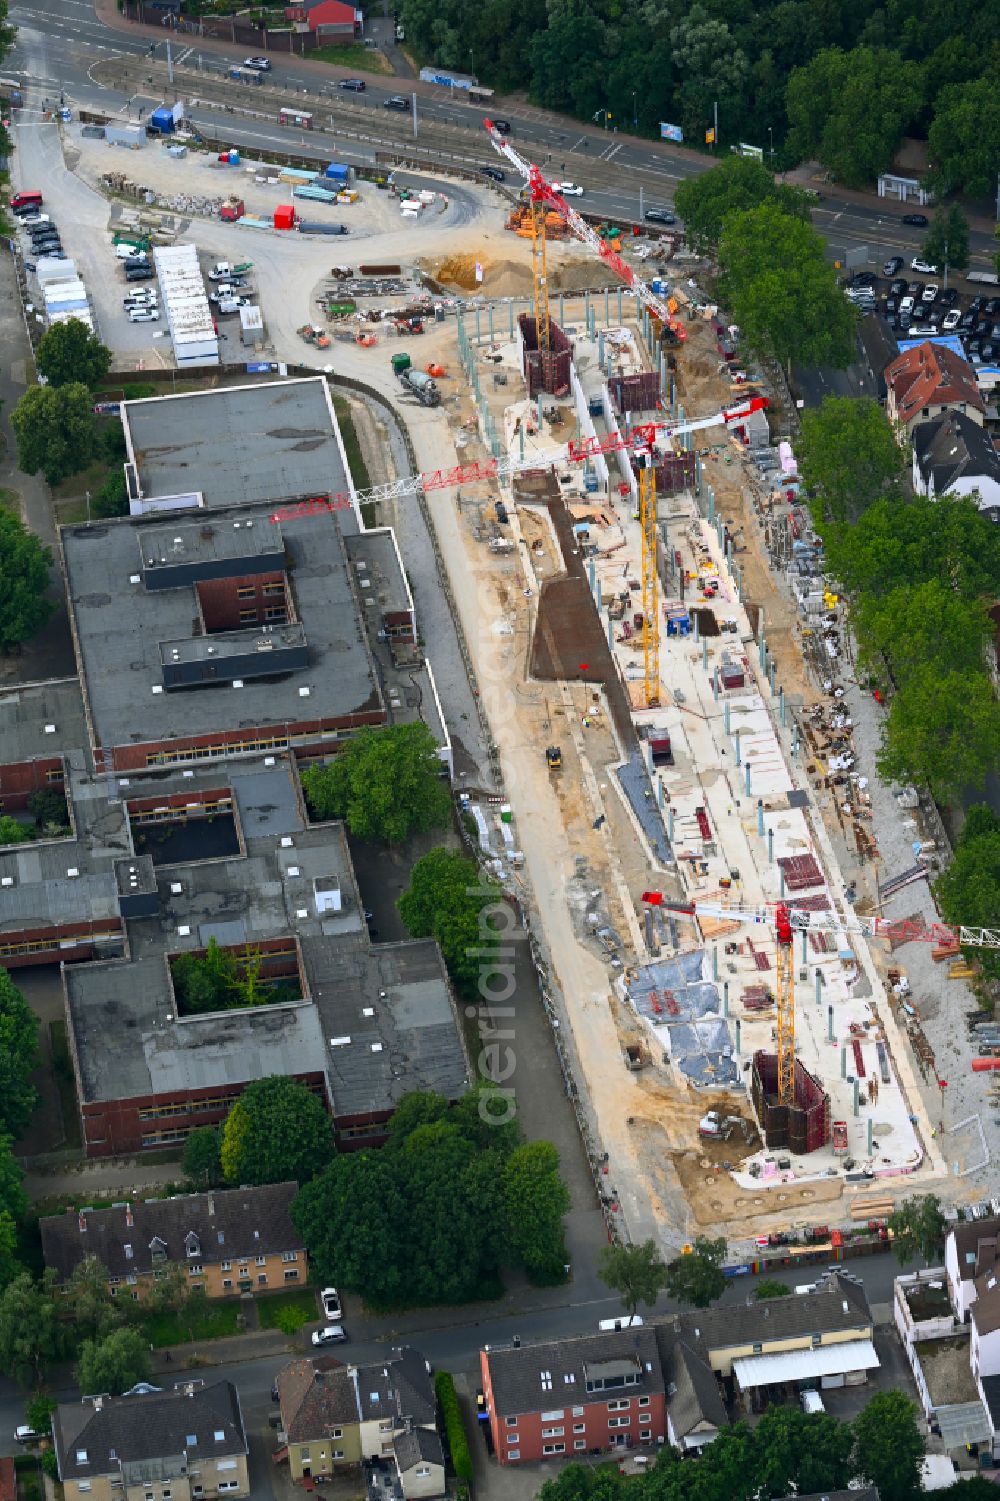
[11,0,999,279]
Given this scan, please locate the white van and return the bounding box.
[599,1315,644,1332]
[795,1283,817,1295]
[800,1390,825,1415]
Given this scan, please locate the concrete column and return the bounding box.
[584,292,591,326]
[659,351,666,391]
[658,777,665,808]
[792,723,799,755]
[713,666,719,701]
[693,611,700,643]
[779,686,785,726]
[519,424,525,463]
[607,618,614,649]
[769,660,776,695]
[645,739,654,777]
[745,763,752,798]
[827,1005,834,1041]
[695,455,702,495]
[667,806,674,841]
[508,301,514,338]
[702,638,708,671]
[801,930,808,964]
[779,864,785,899]
[724,700,731,735]
[867,1118,874,1154]
[538,395,544,429]
[588,559,597,594]
[475,307,481,340]
[707,488,716,525]
[735,1018,741,1054]
[767,828,774,863]
[559,293,565,323]
[488,304,494,340]
[853,1078,860,1116]
[604,288,609,324]
[734,730,741,767]
[841,1046,847,1079]
[815,970,822,1006]
[598,331,605,366]
[617,287,623,321]
[712,946,719,981]
[757,799,764,836]
[723,981,729,1016]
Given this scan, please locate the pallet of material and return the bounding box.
[933,940,961,962]
[849,1197,894,1219]
[949,961,977,980]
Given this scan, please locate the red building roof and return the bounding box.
[307,0,357,29]
[885,340,984,424]
[0,1456,15,1501]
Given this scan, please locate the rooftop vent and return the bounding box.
[44,723,56,734]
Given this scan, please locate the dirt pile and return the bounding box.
[431,249,621,297]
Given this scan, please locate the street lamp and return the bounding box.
[469,47,474,79]
[767,126,774,159]
[632,90,637,128]
[593,108,610,131]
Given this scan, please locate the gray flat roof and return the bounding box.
[123,378,353,510]
[0,677,87,767]
[139,515,284,572]
[159,622,307,667]
[62,501,381,753]
[344,530,413,620]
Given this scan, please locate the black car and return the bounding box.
[960,310,976,330]
[882,255,903,277]
[31,239,61,255]
[975,317,991,336]
[992,322,1000,339]
[383,94,408,110]
[967,337,983,355]
[885,298,898,316]
[338,78,366,91]
[29,229,59,245]
[123,256,149,271]
[852,271,877,288]
[125,265,155,281]
[985,298,1000,317]
[479,165,505,182]
[890,277,907,297]
[982,341,999,361]
[969,297,984,314]
[927,306,945,326]
[491,118,511,134]
[907,281,922,296]
[645,208,677,225]
[902,212,929,226]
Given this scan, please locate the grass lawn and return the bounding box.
[140,1299,241,1348]
[311,42,393,75]
[0,486,19,514]
[257,1286,318,1333]
[49,1019,82,1150]
[330,392,377,525]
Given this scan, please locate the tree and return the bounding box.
[0,511,53,655]
[300,723,451,844]
[937,808,1000,980]
[398,847,505,997]
[0,1275,62,1387]
[145,1262,189,1317]
[852,1390,925,1501]
[674,155,813,254]
[24,1393,56,1436]
[664,1236,727,1308]
[785,46,924,187]
[10,383,97,487]
[92,470,129,520]
[888,1194,947,1265]
[501,1140,570,1284]
[182,1125,224,1188]
[754,1278,791,1299]
[220,1076,333,1187]
[751,1405,854,1497]
[928,78,1000,197]
[921,203,970,282]
[26,787,69,834]
[822,496,1000,602]
[668,7,748,142]
[598,1239,669,1319]
[64,1256,122,1342]
[718,202,857,369]
[0,816,29,845]
[876,665,1000,803]
[854,583,992,686]
[0,969,39,1140]
[35,319,112,389]
[797,395,902,524]
[76,1325,151,1396]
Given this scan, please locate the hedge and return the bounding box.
[434,1370,473,1482]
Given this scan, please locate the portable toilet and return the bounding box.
[273,204,295,230]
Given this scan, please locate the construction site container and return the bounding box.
[106,123,144,149]
[297,221,348,235]
[273,204,295,230]
[35,258,77,284]
[293,184,338,204]
[278,108,313,128]
[279,168,318,184]
[153,243,218,369]
[324,163,351,183]
[240,304,264,346]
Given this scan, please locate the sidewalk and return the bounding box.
[148,1328,293,1374]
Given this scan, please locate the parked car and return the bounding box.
[644,208,677,225]
[984,298,1000,317]
[126,265,155,281]
[927,306,945,326]
[15,1427,42,1445]
[383,95,408,110]
[889,277,907,297]
[882,255,903,277]
[123,293,158,308]
[479,166,505,182]
[982,341,999,361]
[244,56,271,71]
[128,306,160,322]
[911,255,938,274]
[899,294,915,314]
[338,78,366,91]
[311,1325,347,1346]
[491,118,511,134]
[902,212,929,226]
[852,271,877,288]
[922,283,939,302]
[553,182,584,195]
[960,310,977,330]
[941,308,962,330]
[321,1286,342,1320]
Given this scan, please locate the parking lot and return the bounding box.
[845,251,1000,365]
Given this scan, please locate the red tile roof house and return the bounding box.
[885,340,985,439]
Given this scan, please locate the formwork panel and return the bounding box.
[519,315,572,397]
[751,1049,830,1154]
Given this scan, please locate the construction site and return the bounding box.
[374,125,961,1253]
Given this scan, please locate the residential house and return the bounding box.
[683,1271,876,1406]
[656,1336,726,1453]
[944,1218,1000,1322]
[885,341,985,438]
[40,1184,306,1301]
[275,1347,442,1494]
[911,411,1000,512]
[51,1381,249,1501]
[894,1263,993,1450]
[480,1327,669,1464]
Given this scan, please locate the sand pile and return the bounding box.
[432,250,621,296]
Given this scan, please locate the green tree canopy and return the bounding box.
[937,808,1000,980]
[501,1140,570,1284]
[854,583,992,686]
[220,1076,333,1187]
[852,1391,925,1501]
[876,665,1000,803]
[888,1194,946,1265]
[0,816,29,846]
[0,1275,62,1387]
[10,383,97,487]
[0,969,39,1140]
[300,723,451,843]
[718,202,856,368]
[0,511,53,655]
[35,319,112,389]
[598,1239,669,1319]
[785,46,924,187]
[752,1405,854,1497]
[664,1235,727,1307]
[182,1126,224,1188]
[24,1393,56,1436]
[63,1256,123,1343]
[921,203,970,278]
[822,496,1000,601]
[398,847,505,997]
[76,1326,151,1396]
[928,78,1000,196]
[754,1278,791,1299]
[798,395,903,524]
[674,156,812,253]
